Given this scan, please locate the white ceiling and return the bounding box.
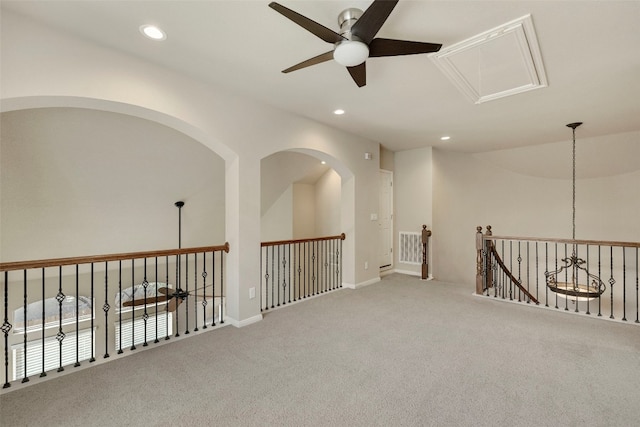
[2,0,639,153]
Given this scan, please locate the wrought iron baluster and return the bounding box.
[89,264,95,363]
[103,263,110,358]
[201,252,208,329]
[622,248,627,321]
[56,266,65,372]
[263,246,268,311]
[271,246,275,309]
[185,253,190,335]
[312,242,317,296]
[155,257,160,343]
[194,254,199,332]
[544,243,549,307]
[517,241,522,302]
[165,256,170,340]
[142,259,149,346]
[554,244,559,309]
[636,248,640,323]
[525,242,530,303]
[339,237,343,288]
[175,254,180,338]
[130,259,136,350]
[220,249,225,324]
[211,250,217,326]
[277,245,281,307]
[41,268,47,376]
[586,246,591,315]
[117,261,123,354]
[2,271,11,388]
[75,264,81,366]
[304,242,308,298]
[535,243,539,303]
[609,246,615,319]
[563,244,569,311]
[22,270,29,382]
[288,244,292,303]
[598,246,602,317]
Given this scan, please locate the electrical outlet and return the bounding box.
[249,287,256,299]
[364,261,369,270]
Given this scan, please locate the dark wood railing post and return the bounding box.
[476,226,484,294]
[421,225,432,280]
[484,225,493,290]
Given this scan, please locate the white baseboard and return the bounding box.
[387,269,434,281]
[342,277,381,289]
[227,314,263,328]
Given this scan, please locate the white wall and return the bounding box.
[393,147,433,276]
[292,183,315,239]
[261,185,293,242]
[0,108,225,262]
[314,169,342,236]
[431,132,640,286]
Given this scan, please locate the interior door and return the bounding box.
[379,170,393,270]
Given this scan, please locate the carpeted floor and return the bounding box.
[1,273,639,426]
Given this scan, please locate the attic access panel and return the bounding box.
[430,15,548,104]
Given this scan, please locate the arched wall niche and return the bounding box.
[0,102,229,260]
[260,149,350,242]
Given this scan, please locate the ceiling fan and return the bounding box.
[269,0,442,87]
[122,286,219,312]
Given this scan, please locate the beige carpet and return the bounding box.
[1,274,639,426]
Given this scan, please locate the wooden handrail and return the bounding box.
[0,243,229,272]
[261,233,346,247]
[484,235,640,249]
[489,244,539,304]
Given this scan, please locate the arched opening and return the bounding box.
[261,151,343,242]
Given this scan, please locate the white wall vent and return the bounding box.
[399,232,422,265]
[13,327,95,380]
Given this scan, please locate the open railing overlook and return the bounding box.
[1,243,229,390]
[476,226,640,323]
[261,233,346,311]
[1,232,347,391]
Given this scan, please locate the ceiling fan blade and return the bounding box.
[351,0,399,44]
[167,297,183,312]
[369,38,442,57]
[283,51,334,73]
[157,287,171,295]
[269,2,346,44]
[122,295,171,307]
[347,62,367,88]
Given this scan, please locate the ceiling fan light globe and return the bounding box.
[333,40,369,67]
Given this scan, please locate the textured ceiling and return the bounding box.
[2,0,639,153]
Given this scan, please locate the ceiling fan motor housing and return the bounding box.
[334,8,369,67]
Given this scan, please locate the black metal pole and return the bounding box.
[175,201,185,249]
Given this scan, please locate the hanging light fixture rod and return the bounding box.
[175,201,185,249]
[566,122,582,240]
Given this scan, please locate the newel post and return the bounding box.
[421,225,432,280]
[484,225,493,291]
[475,226,484,294]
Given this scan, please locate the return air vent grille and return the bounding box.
[399,232,422,265]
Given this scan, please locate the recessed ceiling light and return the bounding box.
[140,25,166,41]
[440,136,451,141]
[333,109,345,115]
[321,161,327,165]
